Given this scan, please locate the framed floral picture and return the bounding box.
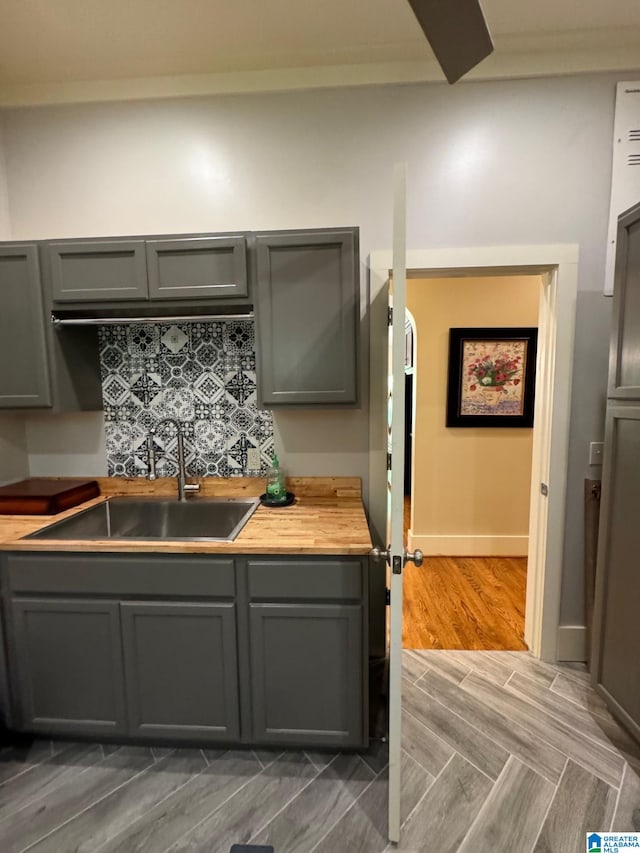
[446,327,538,428]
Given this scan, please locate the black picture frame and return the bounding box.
[446,327,538,428]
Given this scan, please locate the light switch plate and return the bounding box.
[589,441,604,465]
[247,447,261,469]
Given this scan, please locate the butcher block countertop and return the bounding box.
[0,476,372,556]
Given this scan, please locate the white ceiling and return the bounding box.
[1,0,640,105]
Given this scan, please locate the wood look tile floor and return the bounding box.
[1,652,638,852]
[403,498,528,650]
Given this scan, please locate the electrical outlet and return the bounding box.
[247,447,261,469]
[589,441,604,465]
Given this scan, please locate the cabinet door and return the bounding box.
[11,598,126,736]
[0,244,51,408]
[146,236,248,300]
[592,202,640,740]
[121,601,240,742]
[48,240,148,302]
[255,229,359,406]
[249,602,363,747]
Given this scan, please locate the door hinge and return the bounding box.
[388,306,393,325]
[385,588,391,605]
[540,482,549,496]
[387,452,392,471]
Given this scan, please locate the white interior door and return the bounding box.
[384,163,423,843]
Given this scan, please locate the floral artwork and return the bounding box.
[461,340,527,416]
[446,328,538,428]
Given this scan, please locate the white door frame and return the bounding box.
[368,245,579,661]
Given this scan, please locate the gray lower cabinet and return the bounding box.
[254,228,359,407]
[249,602,363,747]
[121,601,240,742]
[47,240,148,302]
[11,597,127,736]
[0,244,52,407]
[146,236,248,300]
[3,552,368,748]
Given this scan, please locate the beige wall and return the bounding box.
[407,275,542,556]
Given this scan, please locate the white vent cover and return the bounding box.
[604,82,640,295]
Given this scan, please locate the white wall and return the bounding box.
[0,120,10,239]
[0,73,626,627]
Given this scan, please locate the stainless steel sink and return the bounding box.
[24,496,260,542]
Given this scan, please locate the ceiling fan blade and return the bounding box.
[406,0,494,84]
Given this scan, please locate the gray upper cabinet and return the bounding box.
[47,240,148,302]
[121,601,240,742]
[0,244,52,408]
[254,228,359,407]
[11,597,127,736]
[146,236,248,300]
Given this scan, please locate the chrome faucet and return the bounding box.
[147,418,200,502]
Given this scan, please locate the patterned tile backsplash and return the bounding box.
[99,320,274,478]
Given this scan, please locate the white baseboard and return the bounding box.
[556,625,588,662]
[408,532,529,557]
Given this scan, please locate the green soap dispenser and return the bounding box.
[266,454,287,504]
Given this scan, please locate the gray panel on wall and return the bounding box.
[48,240,148,302]
[255,230,358,406]
[596,409,640,731]
[0,245,51,408]
[146,236,248,300]
[99,319,274,477]
[610,215,640,396]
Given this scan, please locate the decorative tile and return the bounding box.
[223,320,255,354]
[160,324,189,354]
[127,324,160,357]
[102,373,130,406]
[99,319,274,478]
[225,371,256,406]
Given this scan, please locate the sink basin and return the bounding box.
[24,496,260,542]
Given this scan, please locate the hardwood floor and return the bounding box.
[1,652,638,852]
[403,497,527,650]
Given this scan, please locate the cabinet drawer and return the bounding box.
[6,553,235,598]
[247,559,362,600]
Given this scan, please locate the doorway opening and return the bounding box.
[402,273,541,651]
[369,245,579,662]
